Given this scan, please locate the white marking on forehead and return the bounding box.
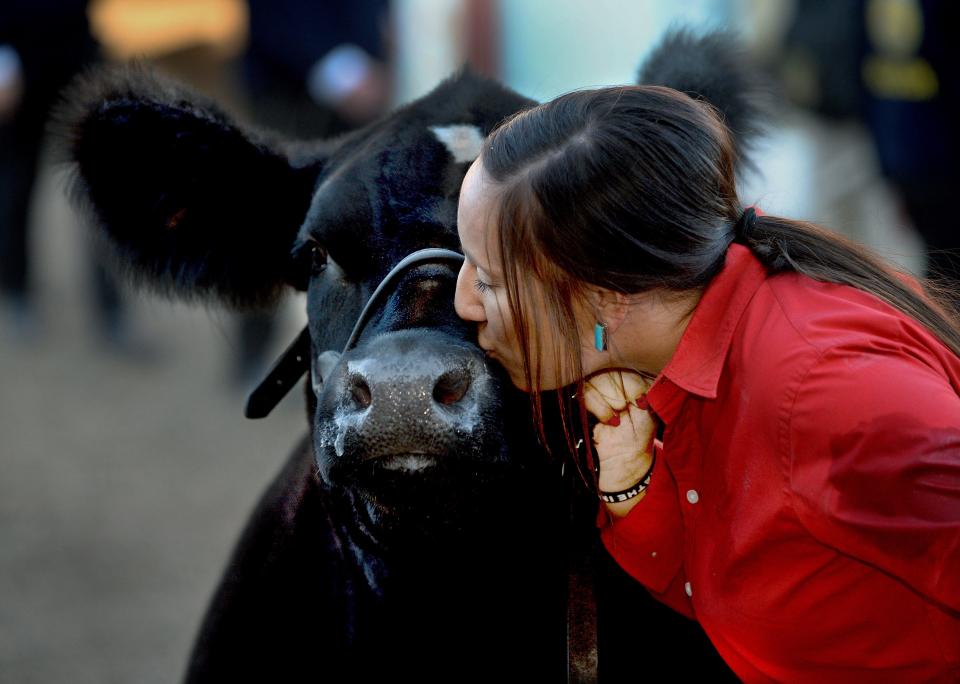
[429,124,484,163]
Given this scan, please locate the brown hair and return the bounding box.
[481,85,960,475]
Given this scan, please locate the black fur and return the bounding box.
[56,65,322,308]
[639,28,770,173]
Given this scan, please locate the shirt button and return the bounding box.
[684,581,693,597]
[686,489,700,504]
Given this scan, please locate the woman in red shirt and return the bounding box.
[453,79,960,681]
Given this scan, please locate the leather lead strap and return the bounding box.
[244,326,311,419]
[567,551,599,682]
[566,467,599,683]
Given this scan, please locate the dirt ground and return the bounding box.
[0,163,307,683]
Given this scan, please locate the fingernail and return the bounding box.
[606,414,621,427]
[636,394,649,410]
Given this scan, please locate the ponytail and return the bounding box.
[737,211,960,357]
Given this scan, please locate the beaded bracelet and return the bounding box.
[599,453,656,503]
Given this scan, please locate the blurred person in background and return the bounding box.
[0,0,128,344]
[775,0,959,294]
[86,0,392,384]
[234,0,391,386]
[860,0,959,294]
[243,0,390,138]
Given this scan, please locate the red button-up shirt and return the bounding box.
[599,244,960,682]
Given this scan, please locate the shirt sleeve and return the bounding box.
[597,455,688,605]
[788,344,960,614]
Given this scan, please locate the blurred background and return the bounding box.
[1,0,954,681]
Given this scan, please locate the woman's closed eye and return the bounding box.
[474,278,492,294]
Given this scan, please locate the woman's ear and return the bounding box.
[592,288,632,332]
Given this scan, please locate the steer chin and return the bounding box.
[350,452,523,540]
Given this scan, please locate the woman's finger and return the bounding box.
[591,402,657,464]
[584,370,652,421]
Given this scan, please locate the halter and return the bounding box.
[244,248,465,419]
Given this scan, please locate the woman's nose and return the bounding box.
[454,262,486,322]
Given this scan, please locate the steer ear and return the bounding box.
[56,65,321,307]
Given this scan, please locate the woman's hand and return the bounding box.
[583,371,657,515]
[583,370,651,425]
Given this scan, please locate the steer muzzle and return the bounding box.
[314,329,504,488]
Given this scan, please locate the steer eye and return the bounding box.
[289,239,329,290]
[309,244,328,274]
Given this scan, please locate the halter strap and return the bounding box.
[244,248,465,419]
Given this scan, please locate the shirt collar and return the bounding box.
[647,244,769,417]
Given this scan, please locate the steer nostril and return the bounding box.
[433,368,471,406]
[349,375,373,409]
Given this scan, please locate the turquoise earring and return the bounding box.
[594,322,608,351]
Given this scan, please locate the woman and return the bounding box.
[453,84,959,681]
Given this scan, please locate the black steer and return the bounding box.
[60,31,758,681]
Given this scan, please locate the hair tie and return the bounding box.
[733,206,759,243]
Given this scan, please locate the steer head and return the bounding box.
[61,66,548,550]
